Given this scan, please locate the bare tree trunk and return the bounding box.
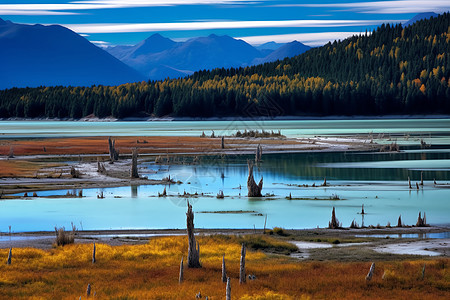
[131,148,139,178]
[255,144,262,162]
[247,160,263,197]
[179,257,184,283]
[108,137,119,162]
[92,243,96,263]
[222,255,227,283]
[221,136,225,149]
[366,263,375,281]
[186,202,201,268]
[408,177,412,189]
[226,277,231,300]
[7,247,12,265]
[397,215,402,227]
[420,171,424,186]
[239,243,246,284]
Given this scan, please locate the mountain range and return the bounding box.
[105,34,311,80]
[0,12,439,89]
[0,18,144,90]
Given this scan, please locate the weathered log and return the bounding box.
[179,257,184,283]
[7,247,12,265]
[247,160,263,197]
[131,148,139,178]
[92,243,96,264]
[366,262,375,281]
[328,207,340,229]
[222,255,227,283]
[186,202,201,268]
[239,243,246,284]
[226,277,231,300]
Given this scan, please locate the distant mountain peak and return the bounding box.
[404,12,438,26]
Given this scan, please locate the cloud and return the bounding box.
[0,0,261,15]
[276,1,450,14]
[237,32,363,46]
[60,19,402,33]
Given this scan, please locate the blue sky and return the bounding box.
[1,1,449,47]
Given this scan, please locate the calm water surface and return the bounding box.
[0,119,449,232]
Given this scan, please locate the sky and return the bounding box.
[1,0,449,47]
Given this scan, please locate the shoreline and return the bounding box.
[1,114,450,122]
[1,226,449,260]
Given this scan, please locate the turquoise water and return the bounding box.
[1,119,450,142]
[0,119,449,232]
[1,151,449,232]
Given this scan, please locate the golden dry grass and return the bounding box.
[0,160,61,178]
[0,235,448,299]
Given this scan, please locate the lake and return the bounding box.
[0,119,449,232]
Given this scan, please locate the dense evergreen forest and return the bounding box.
[1,13,449,118]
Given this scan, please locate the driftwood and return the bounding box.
[7,247,12,265]
[416,212,427,227]
[366,263,375,281]
[179,257,184,283]
[92,243,96,263]
[247,160,263,197]
[130,148,139,178]
[108,137,119,162]
[328,207,340,229]
[226,277,231,300]
[186,202,201,268]
[239,243,246,284]
[222,255,227,283]
[397,215,402,227]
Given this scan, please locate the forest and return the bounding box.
[0,13,449,118]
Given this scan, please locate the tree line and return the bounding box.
[1,13,449,118]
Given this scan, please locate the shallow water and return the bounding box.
[1,149,449,232]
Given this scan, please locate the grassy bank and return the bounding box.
[0,235,448,299]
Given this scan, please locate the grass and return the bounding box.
[0,235,448,299]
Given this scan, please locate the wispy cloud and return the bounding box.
[238,32,362,46]
[0,0,261,15]
[61,19,403,33]
[276,1,450,14]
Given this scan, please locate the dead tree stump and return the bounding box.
[92,243,96,263]
[186,202,201,268]
[328,207,340,229]
[86,284,91,297]
[222,255,227,283]
[366,263,375,281]
[408,177,412,189]
[247,160,263,197]
[7,247,12,265]
[108,137,119,162]
[255,144,262,162]
[239,243,246,284]
[131,148,139,178]
[226,277,231,300]
[179,257,184,283]
[416,212,427,227]
[397,215,402,227]
[420,171,424,186]
[221,136,225,149]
